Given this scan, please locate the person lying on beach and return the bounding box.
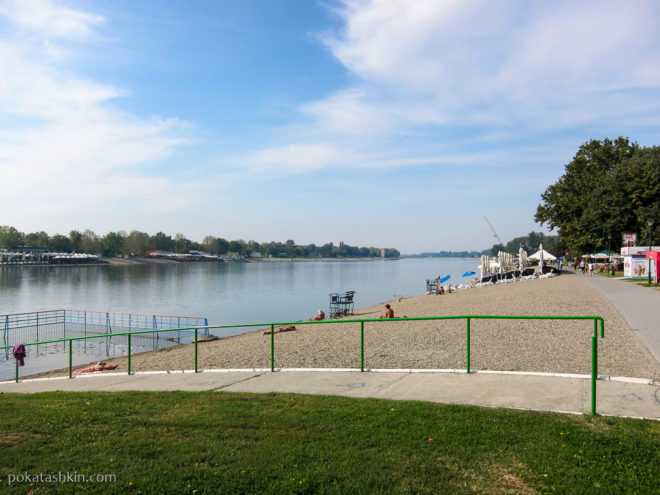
[310,310,325,321]
[380,304,394,319]
[73,362,118,375]
[263,325,296,335]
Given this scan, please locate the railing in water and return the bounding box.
[2,309,208,348]
[1,315,605,414]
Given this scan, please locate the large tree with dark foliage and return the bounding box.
[535,138,659,254]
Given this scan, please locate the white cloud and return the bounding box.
[236,0,660,180]
[0,0,193,229]
[317,0,660,130]
[237,142,361,175]
[0,0,103,39]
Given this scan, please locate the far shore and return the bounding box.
[0,256,401,268]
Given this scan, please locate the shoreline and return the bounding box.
[0,256,400,268]
[24,273,660,381]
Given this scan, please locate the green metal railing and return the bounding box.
[2,314,605,414]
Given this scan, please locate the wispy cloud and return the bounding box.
[0,0,103,39]
[0,0,193,230]
[236,0,660,179]
[322,0,660,128]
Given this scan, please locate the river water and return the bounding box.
[0,257,478,379]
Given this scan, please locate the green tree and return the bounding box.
[150,232,174,252]
[490,243,505,256]
[124,230,151,256]
[101,232,125,257]
[25,231,50,249]
[173,233,192,253]
[201,235,217,253]
[0,226,24,250]
[228,240,246,255]
[384,248,400,258]
[215,238,229,255]
[81,230,101,254]
[69,230,83,252]
[245,240,260,256]
[49,234,72,252]
[535,137,640,254]
[604,146,660,248]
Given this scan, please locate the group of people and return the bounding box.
[310,304,396,321]
[576,259,594,276]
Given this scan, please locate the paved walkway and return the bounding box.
[1,370,658,420]
[573,271,660,365]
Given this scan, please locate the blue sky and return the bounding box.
[1,0,660,254]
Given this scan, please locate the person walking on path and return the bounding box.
[588,262,594,277]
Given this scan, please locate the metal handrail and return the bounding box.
[2,314,605,414]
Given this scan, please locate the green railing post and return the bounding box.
[360,320,365,372]
[68,339,72,379]
[127,333,132,375]
[591,334,598,415]
[466,317,471,374]
[194,328,198,373]
[270,324,275,372]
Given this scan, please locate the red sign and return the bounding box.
[622,233,637,247]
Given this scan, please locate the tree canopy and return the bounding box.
[535,138,659,254]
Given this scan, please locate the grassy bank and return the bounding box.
[1,392,658,494]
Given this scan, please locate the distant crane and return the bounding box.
[484,217,504,245]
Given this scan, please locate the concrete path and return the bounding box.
[574,271,660,365]
[1,370,658,420]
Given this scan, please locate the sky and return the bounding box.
[1,0,659,254]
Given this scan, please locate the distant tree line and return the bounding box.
[490,232,562,257]
[535,137,659,255]
[0,227,400,259]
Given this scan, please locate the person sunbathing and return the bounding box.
[380,304,394,319]
[263,325,296,335]
[311,309,325,321]
[74,362,118,375]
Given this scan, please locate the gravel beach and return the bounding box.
[35,273,659,380]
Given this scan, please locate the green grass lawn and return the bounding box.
[1,392,658,494]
